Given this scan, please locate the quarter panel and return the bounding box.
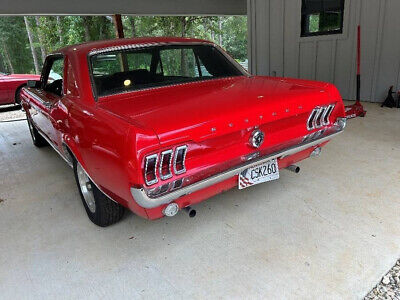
[67,101,148,217]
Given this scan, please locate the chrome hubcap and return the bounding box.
[77,163,96,213]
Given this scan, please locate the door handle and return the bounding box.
[43,101,52,108]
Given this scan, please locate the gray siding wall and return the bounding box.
[248,0,400,102]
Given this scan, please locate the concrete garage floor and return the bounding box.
[0,102,399,299]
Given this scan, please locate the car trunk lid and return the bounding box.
[98,76,334,145]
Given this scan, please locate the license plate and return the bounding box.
[238,159,279,190]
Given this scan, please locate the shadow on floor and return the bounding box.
[0,104,21,113]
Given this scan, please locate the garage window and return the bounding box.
[301,0,345,37]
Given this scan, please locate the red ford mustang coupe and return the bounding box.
[0,72,40,106]
[20,37,346,227]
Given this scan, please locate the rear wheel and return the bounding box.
[73,160,124,227]
[27,118,48,147]
[15,85,25,105]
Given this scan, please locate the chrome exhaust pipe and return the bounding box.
[286,165,300,173]
[184,206,197,218]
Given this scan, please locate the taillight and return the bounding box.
[322,104,335,125]
[307,108,318,130]
[173,145,187,175]
[144,154,158,186]
[315,107,326,128]
[159,150,173,180]
[307,104,335,131]
[143,145,188,186]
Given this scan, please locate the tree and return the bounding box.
[1,42,14,73]
[82,16,91,42]
[56,16,64,45]
[24,16,40,74]
[35,16,47,63]
[130,16,136,37]
[0,15,248,74]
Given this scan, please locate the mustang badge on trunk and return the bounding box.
[249,129,265,148]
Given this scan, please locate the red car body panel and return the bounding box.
[20,37,346,220]
[0,73,40,105]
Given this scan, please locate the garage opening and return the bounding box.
[0,16,248,76]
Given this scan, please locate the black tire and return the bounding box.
[15,84,25,105]
[27,118,48,147]
[73,160,124,227]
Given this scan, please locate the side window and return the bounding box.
[301,0,345,37]
[91,54,121,76]
[45,57,64,96]
[159,48,199,78]
[197,60,212,77]
[91,52,152,76]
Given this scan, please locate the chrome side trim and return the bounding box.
[131,121,346,209]
[23,88,52,108]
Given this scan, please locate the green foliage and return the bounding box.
[309,14,320,33]
[0,15,247,74]
[219,16,247,61]
[307,12,342,34]
[0,17,35,73]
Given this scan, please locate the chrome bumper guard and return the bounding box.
[131,118,346,209]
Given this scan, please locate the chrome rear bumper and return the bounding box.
[131,118,346,209]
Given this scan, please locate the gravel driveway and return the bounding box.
[366,259,400,299]
[0,105,26,122]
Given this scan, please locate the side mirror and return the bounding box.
[27,80,41,88]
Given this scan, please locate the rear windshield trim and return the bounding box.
[87,42,248,101]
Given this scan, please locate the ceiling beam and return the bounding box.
[0,0,246,15]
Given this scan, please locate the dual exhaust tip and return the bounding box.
[163,203,196,218]
[163,165,303,217]
[286,165,300,173]
[285,147,322,174]
[163,152,322,217]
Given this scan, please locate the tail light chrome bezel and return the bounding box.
[307,104,336,131]
[143,145,188,187]
[322,104,335,126]
[144,154,158,186]
[314,107,326,129]
[159,149,173,180]
[173,145,188,175]
[307,108,318,130]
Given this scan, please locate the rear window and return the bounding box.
[89,44,244,98]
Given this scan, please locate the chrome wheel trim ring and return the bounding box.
[76,163,96,213]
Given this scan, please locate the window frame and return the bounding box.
[87,42,249,101]
[41,53,65,97]
[300,0,345,38]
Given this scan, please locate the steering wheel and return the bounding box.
[46,79,63,96]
